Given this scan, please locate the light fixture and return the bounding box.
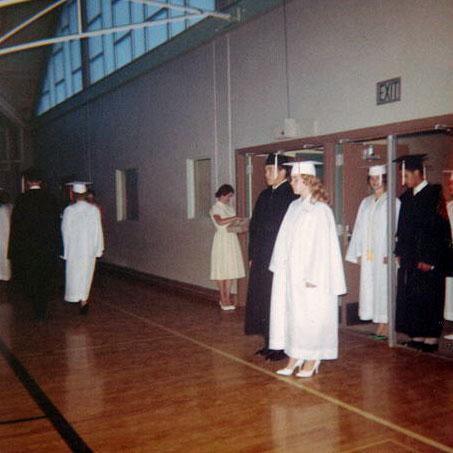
[362,145,380,161]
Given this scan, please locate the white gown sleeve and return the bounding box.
[61,208,70,260]
[345,198,366,263]
[269,201,295,273]
[95,208,104,258]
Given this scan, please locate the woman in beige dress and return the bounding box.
[210,184,245,310]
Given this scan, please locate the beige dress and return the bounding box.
[210,201,245,280]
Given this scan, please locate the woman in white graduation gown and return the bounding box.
[269,162,346,378]
[444,171,453,340]
[210,184,245,310]
[346,165,400,338]
[0,189,12,281]
[62,182,104,314]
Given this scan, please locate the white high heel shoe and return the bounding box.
[296,360,320,378]
[219,301,235,311]
[276,359,304,376]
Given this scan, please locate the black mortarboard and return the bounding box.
[22,167,44,182]
[265,153,290,167]
[393,154,427,171]
[265,153,292,178]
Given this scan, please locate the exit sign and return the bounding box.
[377,77,401,105]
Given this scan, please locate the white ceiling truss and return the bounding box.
[0,0,232,57]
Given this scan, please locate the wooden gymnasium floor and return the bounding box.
[1,273,453,453]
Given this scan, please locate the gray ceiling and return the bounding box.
[0,0,57,124]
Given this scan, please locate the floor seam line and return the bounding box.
[101,300,453,453]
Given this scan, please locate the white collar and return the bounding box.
[413,180,428,195]
[301,194,315,210]
[373,191,387,201]
[272,179,287,190]
[29,185,41,190]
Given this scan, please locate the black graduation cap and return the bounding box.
[265,153,291,167]
[22,167,44,182]
[393,154,427,171]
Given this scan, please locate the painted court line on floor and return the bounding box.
[0,336,92,452]
[0,415,47,426]
[341,438,420,453]
[102,300,453,453]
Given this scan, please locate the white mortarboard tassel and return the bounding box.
[274,151,282,179]
[402,160,406,186]
[285,160,323,177]
[368,164,386,186]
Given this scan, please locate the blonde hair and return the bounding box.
[301,175,329,204]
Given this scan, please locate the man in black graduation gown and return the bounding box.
[245,153,298,360]
[8,168,61,320]
[394,154,452,352]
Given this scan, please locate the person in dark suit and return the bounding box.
[8,168,61,320]
[394,154,452,352]
[245,153,298,361]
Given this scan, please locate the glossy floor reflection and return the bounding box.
[0,275,452,452]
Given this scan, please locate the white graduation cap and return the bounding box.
[66,181,91,194]
[285,160,323,177]
[368,164,386,176]
[368,164,386,185]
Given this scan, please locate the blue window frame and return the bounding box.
[37,0,216,114]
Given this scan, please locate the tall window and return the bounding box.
[37,0,216,114]
[187,158,211,219]
[116,168,139,221]
[36,0,83,114]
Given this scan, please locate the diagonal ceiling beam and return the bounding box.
[0,0,231,56]
[130,0,231,21]
[0,14,211,56]
[0,0,66,45]
[0,0,34,8]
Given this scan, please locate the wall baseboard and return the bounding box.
[98,262,218,303]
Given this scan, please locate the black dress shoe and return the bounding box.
[421,343,438,353]
[79,303,89,315]
[403,340,424,350]
[255,347,269,356]
[266,350,287,361]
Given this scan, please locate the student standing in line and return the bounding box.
[346,165,400,339]
[62,182,104,315]
[209,184,245,310]
[394,154,451,352]
[269,161,346,378]
[245,153,298,361]
[8,168,61,320]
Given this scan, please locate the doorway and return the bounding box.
[337,140,407,335]
[236,147,325,307]
[235,114,453,358]
[338,131,453,358]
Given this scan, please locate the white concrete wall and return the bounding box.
[34,0,453,289]
[286,0,453,136]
